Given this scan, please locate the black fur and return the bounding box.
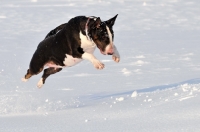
[45,23,67,39]
[29,16,88,74]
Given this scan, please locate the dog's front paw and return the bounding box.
[93,59,104,70]
[112,55,120,63]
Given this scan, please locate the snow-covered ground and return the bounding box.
[1,0,200,131]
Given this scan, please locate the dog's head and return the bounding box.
[88,14,118,55]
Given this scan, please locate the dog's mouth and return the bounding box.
[99,48,113,55]
[107,53,113,55]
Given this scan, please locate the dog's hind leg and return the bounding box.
[21,69,32,82]
[22,67,44,82]
[37,68,62,88]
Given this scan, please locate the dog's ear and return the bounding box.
[105,14,118,27]
[93,17,101,28]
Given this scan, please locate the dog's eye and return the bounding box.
[102,34,109,40]
[102,35,106,40]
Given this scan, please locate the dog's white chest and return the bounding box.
[63,54,82,67]
[63,32,96,67]
[79,31,96,53]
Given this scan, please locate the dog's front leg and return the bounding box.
[82,52,104,69]
[112,45,120,63]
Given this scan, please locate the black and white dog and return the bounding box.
[22,15,120,88]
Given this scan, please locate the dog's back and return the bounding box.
[45,23,67,39]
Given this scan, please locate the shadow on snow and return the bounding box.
[87,78,200,100]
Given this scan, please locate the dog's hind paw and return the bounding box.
[21,78,28,82]
[37,78,44,88]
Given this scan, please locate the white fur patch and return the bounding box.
[106,26,113,45]
[21,78,28,82]
[63,54,82,67]
[79,31,96,53]
[37,78,43,88]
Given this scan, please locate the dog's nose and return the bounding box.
[105,44,114,55]
[107,48,114,55]
[107,50,114,55]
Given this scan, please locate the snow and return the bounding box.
[1,0,200,131]
[131,91,138,98]
[116,97,124,101]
